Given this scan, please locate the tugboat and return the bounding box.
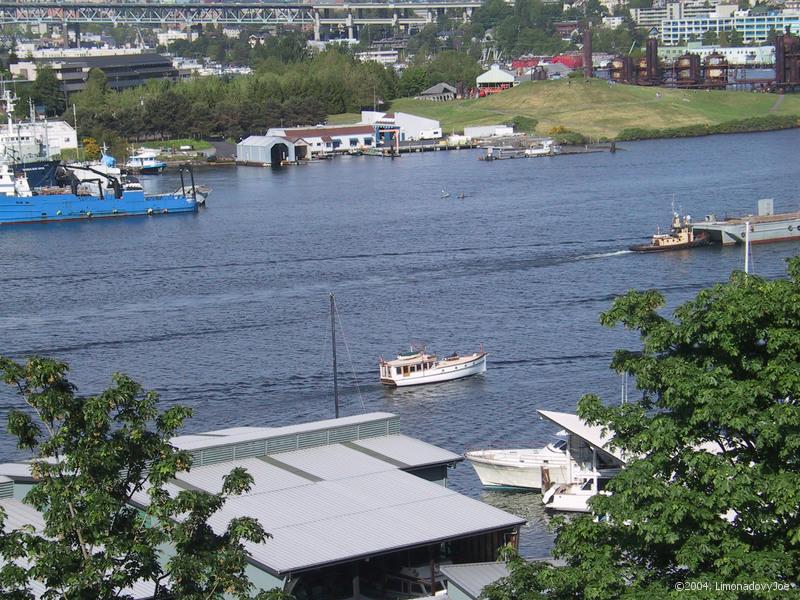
[630,213,710,252]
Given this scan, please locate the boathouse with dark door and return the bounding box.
[0,412,525,600]
[236,135,309,166]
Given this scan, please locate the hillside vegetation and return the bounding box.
[388,79,800,139]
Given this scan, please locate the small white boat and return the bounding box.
[466,439,569,491]
[125,148,167,174]
[379,348,486,387]
[541,470,619,513]
[524,138,560,157]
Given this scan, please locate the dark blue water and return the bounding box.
[2,129,799,556]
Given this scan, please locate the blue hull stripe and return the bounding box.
[0,191,197,224]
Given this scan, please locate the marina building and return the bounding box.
[0,412,524,598]
[361,111,443,142]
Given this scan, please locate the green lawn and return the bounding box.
[326,113,362,125]
[387,80,800,139]
[141,138,212,151]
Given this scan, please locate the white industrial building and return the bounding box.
[355,49,400,66]
[0,120,78,161]
[361,111,442,141]
[266,124,376,155]
[0,412,524,598]
[464,125,515,139]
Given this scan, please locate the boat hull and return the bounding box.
[467,450,569,490]
[0,190,197,225]
[381,353,487,387]
[629,235,710,253]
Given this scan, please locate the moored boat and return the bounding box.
[630,212,709,252]
[125,148,167,174]
[379,347,487,387]
[524,138,560,157]
[466,439,569,491]
[0,161,201,225]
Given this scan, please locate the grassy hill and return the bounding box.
[386,79,800,140]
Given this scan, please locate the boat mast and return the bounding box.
[744,221,751,275]
[330,292,339,418]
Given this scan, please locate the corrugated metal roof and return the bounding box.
[0,463,34,479]
[172,412,398,451]
[350,434,462,468]
[160,463,524,575]
[174,457,312,495]
[0,499,45,532]
[0,499,156,599]
[537,410,625,462]
[270,444,395,480]
[440,562,510,599]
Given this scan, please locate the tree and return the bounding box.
[0,357,287,599]
[484,259,800,598]
[31,66,65,116]
[81,137,101,160]
[702,29,719,45]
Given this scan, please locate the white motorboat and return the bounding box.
[379,348,486,387]
[524,138,560,157]
[125,148,167,174]
[541,470,619,513]
[537,410,627,513]
[466,439,570,491]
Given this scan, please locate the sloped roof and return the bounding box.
[537,410,625,462]
[130,415,522,576]
[420,82,456,95]
[282,125,374,138]
[477,66,515,84]
[440,562,509,599]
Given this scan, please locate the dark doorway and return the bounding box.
[270,143,289,165]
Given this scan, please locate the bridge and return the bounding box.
[0,1,483,40]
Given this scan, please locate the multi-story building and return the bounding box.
[11,52,178,95]
[631,0,722,30]
[660,8,800,45]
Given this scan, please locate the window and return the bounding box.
[332,140,341,149]
[349,138,359,146]
[395,367,401,375]
[363,137,373,145]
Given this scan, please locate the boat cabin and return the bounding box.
[379,347,487,387]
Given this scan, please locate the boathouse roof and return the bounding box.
[538,409,625,462]
[0,412,524,581]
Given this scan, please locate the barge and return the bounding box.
[692,198,800,245]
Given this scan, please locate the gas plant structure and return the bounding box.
[609,32,800,90]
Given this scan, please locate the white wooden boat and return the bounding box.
[466,440,570,491]
[379,348,486,387]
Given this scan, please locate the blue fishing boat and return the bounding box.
[0,87,203,225]
[0,161,201,225]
